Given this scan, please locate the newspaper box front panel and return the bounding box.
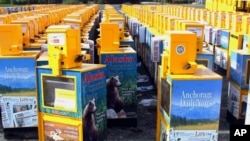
[0,54,39,128]
[37,70,80,118]
[230,50,250,89]
[196,50,214,70]
[227,81,248,119]
[41,74,77,113]
[38,113,82,141]
[169,79,222,130]
[37,64,107,119]
[166,66,223,140]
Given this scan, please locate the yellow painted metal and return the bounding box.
[0,24,23,55]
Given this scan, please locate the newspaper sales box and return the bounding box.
[37,64,107,117]
[36,51,48,66]
[220,29,230,50]
[196,49,214,70]
[159,66,223,141]
[214,46,228,70]
[0,51,40,139]
[99,47,137,127]
[36,64,107,141]
[227,81,248,120]
[120,35,134,49]
[230,50,250,89]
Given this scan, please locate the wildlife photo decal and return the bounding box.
[100,53,137,119]
[82,68,107,141]
[83,98,98,141]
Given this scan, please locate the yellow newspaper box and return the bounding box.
[162,15,169,32]
[175,20,196,30]
[11,20,32,48]
[226,12,233,30]
[241,15,250,34]
[229,32,244,55]
[0,24,23,55]
[181,23,204,53]
[37,13,50,28]
[164,31,197,74]
[19,19,36,42]
[218,11,226,28]
[200,10,208,21]
[23,17,39,38]
[15,12,25,20]
[0,14,11,24]
[167,16,182,30]
[26,16,45,35]
[232,14,243,32]
[109,17,125,40]
[8,13,18,22]
[211,11,219,27]
[46,25,82,76]
[100,22,120,52]
[62,18,82,30]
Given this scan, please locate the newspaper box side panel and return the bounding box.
[0,57,38,129]
[81,67,108,141]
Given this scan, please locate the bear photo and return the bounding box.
[106,75,127,118]
[83,98,98,141]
